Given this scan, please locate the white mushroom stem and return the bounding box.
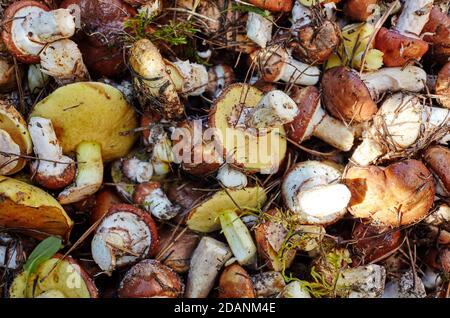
[91,211,153,272]
[39,39,89,85]
[27,64,49,95]
[246,12,273,48]
[151,136,174,176]
[22,8,76,43]
[291,1,312,33]
[249,90,299,128]
[281,281,311,298]
[394,0,434,36]
[139,186,180,220]
[0,129,20,175]
[172,60,209,96]
[185,237,232,298]
[360,66,427,101]
[28,117,74,178]
[336,265,386,298]
[217,164,248,189]
[58,141,103,204]
[122,157,153,183]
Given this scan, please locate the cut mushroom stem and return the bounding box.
[185,236,232,298]
[335,264,386,298]
[39,39,89,85]
[395,0,434,36]
[172,59,209,96]
[28,117,76,190]
[0,129,20,175]
[122,157,153,183]
[246,12,273,48]
[217,164,248,189]
[291,1,312,32]
[219,210,257,266]
[133,182,181,220]
[58,141,103,204]
[281,281,311,298]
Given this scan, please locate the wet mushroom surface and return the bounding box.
[0,0,449,299]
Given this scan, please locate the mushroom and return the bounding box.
[29,82,138,204]
[208,83,287,174]
[344,0,380,22]
[129,39,183,120]
[286,86,354,151]
[251,271,286,297]
[374,0,433,66]
[344,159,435,227]
[247,0,294,12]
[0,100,32,176]
[282,161,351,225]
[91,204,159,272]
[321,65,427,123]
[246,12,273,48]
[205,64,235,99]
[383,270,427,298]
[185,236,232,298]
[281,281,311,298]
[0,176,73,240]
[422,6,450,65]
[335,264,386,298]
[28,117,76,190]
[218,264,255,298]
[169,59,209,96]
[2,1,76,63]
[9,254,98,298]
[121,156,153,184]
[435,62,449,109]
[133,182,182,220]
[217,164,248,189]
[251,46,321,86]
[351,93,450,166]
[0,57,17,93]
[423,145,450,197]
[118,259,184,298]
[90,189,122,225]
[27,64,49,95]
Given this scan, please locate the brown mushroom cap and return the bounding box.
[118,259,184,298]
[90,189,122,225]
[218,264,255,298]
[1,0,49,63]
[344,0,378,22]
[345,159,435,227]
[423,145,450,195]
[285,85,320,142]
[422,6,450,65]
[435,62,450,109]
[31,162,76,191]
[321,66,377,123]
[247,0,293,12]
[375,27,429,67]
[251,48,288,83]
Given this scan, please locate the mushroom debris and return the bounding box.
[0,0,449,299]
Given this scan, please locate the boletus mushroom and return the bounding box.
[423,145,450,197]
[218,264,255,298]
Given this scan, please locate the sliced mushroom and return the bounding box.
[246,12,273,48]
[133,182,182,220]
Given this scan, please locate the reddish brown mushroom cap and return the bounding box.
[321,66,377,123]
[423,145,450,195]
[422,6,450,64]
[118,259,184,298]
[218,264,255,298]
[247,0,293,12]
[345,159,435,227]
[31,162,76,191]
[285,85,320,142]
[375,27,429,67]
[1,0,49,64]
[344,0,378,22]
[435,62,450,109]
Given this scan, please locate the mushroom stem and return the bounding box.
[217,164,248,189]
[134,182,181,220]
[279,54,320,85]
[122,157,153,183]
[58,141,103,204]
[248,90,299,128]
[360,66,427,100]
[394,0,434,36]
[0,129,20,175]
[172,59,209,96]
[246,12,273,48]
[422,105,450,128]
[291,1,311,32]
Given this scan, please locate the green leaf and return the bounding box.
[232,4,270,18]
[23,236,62,274]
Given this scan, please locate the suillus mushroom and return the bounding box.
[0,100,32,176]
[282,161,351,225]
[133,182,182,220]
[321,65,427,123]
[217,164,248,189]
[91,204,158,272]
[205,64,235,99]
[344,0,380,22]
[422,6,450,65]
[351,93,450,166]
[383,270,427,298]
[423,145,450,197]
[345,159,435,227]
[247,0,294,12]
[286,86,354,151]
[2,1,76,63]
[29,81,138,204]
[435,62,449,109]
[251,271,286,297]
[246,12,273,48]
[281,281,311,298]
[374,0,433,66]
[218,264,255,298]
[118,259,184,298]
[335,264,386,298]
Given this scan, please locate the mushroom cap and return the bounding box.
[345,159,435,227]
[285,85,320,142]
[423,145,450,195]
[218,264,255,298]
[251,48,289,83]
[0,176,73,241]
[375,28,429,67]
[1,0,49,63]
[344,0,378,22]
[0,100,32,174]
[436,62,450,109]
[118,259,184,298]
[321,66,377,123]
[30,82,138,161]
[209,83,287,173]
[422,6,450,48]
[247,0,293,12]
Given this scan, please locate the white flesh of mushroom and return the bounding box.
[27,64,49,94]
[39,39,89,85]
[246,12,273,48]
[122,157,153,183]
[281,281,311,298]
[217,164,248,189]
[91,211,152,272]
[394,0,434,36]
[137,0,163,18]
[252,271,286,298]
[173,60,209,96]
[0,129,20,175]
[282,161,350,224]
[383,270,427,298]
[185,237,232,298]
[140,186,180,220]
[28,117,75,178]
[291,1,312,35]
[336,265,386,298]
[22,8,75,43]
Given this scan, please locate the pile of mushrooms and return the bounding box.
[0,0,448,299]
